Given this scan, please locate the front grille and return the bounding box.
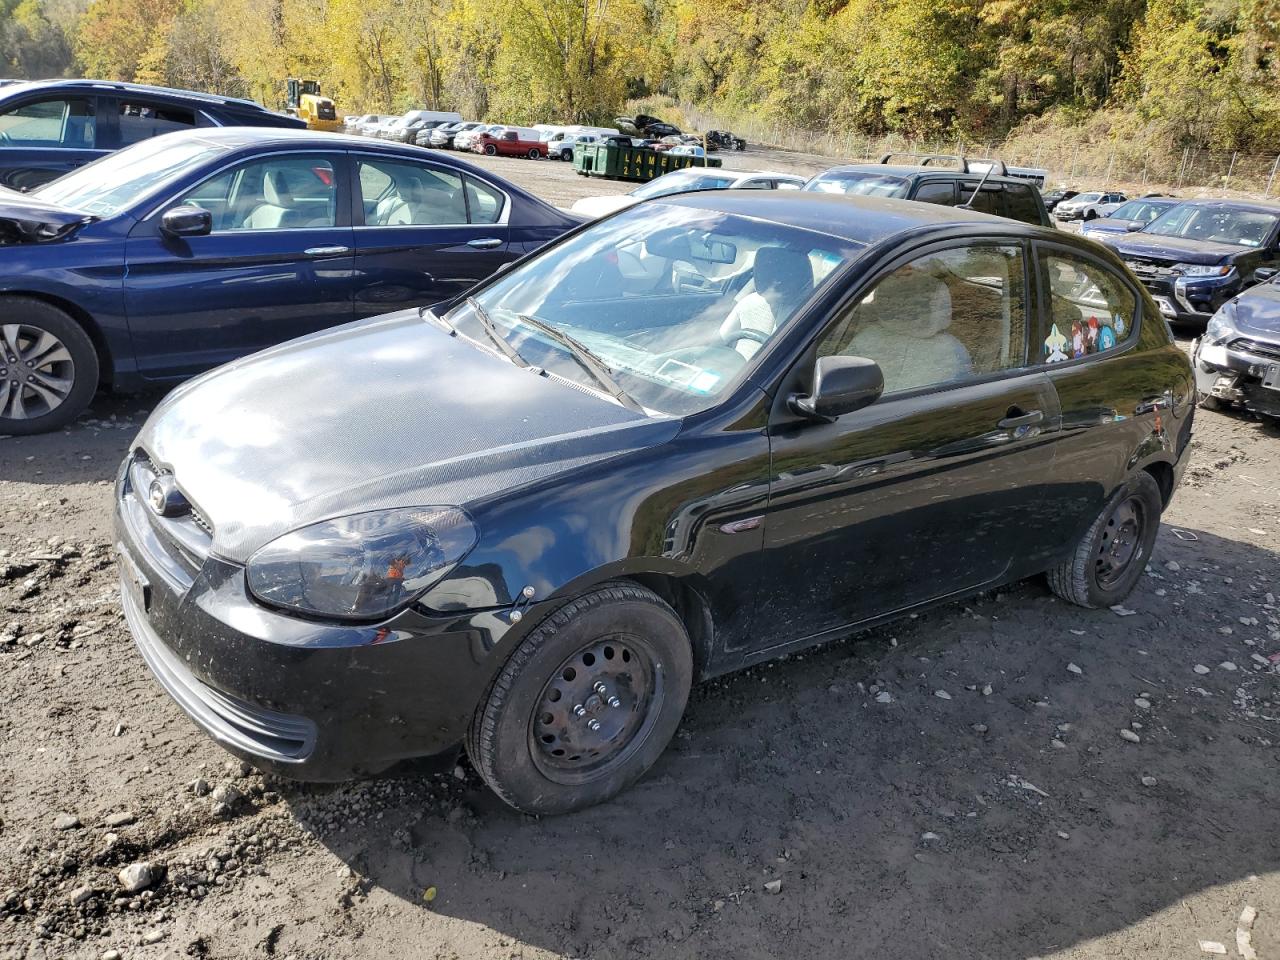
[1123,258,1177,278]
[1229,337,1280,362]
[121,452,212,588]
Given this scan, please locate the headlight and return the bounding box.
[246,506,477,620]
[1175,263,1232,277]
[1204,306,1237,344]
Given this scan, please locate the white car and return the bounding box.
[570,168,806,219]
[1055,191,1129,221]
[356,115,396,137]
[546,132,608,161]
[456,124,505,152]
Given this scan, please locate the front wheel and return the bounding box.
[1047,472,1163,608]
[466,582,693,815]
[0,298,99,435]
[484,143,497,156]
[560,150,573,162]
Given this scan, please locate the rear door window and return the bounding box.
[0,97,96,147]
[1038,250,1138,363]
[1003,184,1042,224]
[960,182,1002,216]
[116,100,197,147]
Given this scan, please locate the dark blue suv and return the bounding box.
[0,128,579,434]
[0,79,306,191]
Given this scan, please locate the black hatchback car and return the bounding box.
[0,79,305,190]
[805,154,1052,226]
[117,194,1193,814]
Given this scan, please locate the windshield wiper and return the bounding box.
[467,297,528,369]
[516,314,645,413]
[419,305,455,336]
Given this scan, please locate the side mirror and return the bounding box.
[1126,222,1144,231]
[161,205,211,238]
[1253,267,1278,284]
[789,355,884,422]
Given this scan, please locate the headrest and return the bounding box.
[753,247,814,302]
[263,170,296,207]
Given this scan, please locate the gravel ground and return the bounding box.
[1,151,1279,960]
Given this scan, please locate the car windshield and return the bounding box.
[443,203,858,416]
[1143,203,1278,247]
[32,136,226,217]
[631,172,737,200]
[1109,200,1171,222]
[1075,193,1102,202]
[804,172,909,198]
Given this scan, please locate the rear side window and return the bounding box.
[912,180,956,205]
[358,157,468,226]
[960,183,1001,216]
[465,176,505,224]
[819,243,1028,394]
[0,97,96,147]
[1039,251,1137,363]
[1004,185,1043,224]
[117,101,196,147]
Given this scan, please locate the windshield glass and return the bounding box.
[631,172,736,199]
[1144,203,1278,247]
[804,172,909,197]
[1109,200,1171,222]
[34,136,225,217]
[444,203,858,416]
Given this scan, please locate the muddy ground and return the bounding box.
[1,151,1279,960]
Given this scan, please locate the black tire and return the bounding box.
[528,148,541,160]
[0,297,99,436]
[466,582,693,815]
[1047,472,1163,608]
[484,143,498,156]
[559,150,573,162]
[1084,209,1098,220]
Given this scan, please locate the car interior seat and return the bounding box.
[242,170,302,229]
[718,246,814,358]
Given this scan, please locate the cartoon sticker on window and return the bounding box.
[1113,313,1127,336]
[1086,316,1099,353]
[1043,323,1068,363]
[1071,319,1085,358]
[1098,325,1117,351]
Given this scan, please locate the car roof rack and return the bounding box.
[877,152,1008,176]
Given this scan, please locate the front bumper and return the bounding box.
[114,453,533,781]
[1122,268,1240,327]
[1192,336,1280,417]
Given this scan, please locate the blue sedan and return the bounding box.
[0,128,580,433]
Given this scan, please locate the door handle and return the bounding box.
[304,245,350,256]
[997,409,1044,430]
[467,237,503,249]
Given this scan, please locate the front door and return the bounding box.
[0,94,103,190]
[748,239,1062,651]
[124,151,354,379]
[351,154,512,317]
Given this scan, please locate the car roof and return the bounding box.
[813,163,1034,188]
[0,78,269,111]
[660,190,1026,246]
[1167,198,1280,215]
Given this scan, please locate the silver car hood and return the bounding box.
[135,310,676,563]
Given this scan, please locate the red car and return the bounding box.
[472,128,545,159]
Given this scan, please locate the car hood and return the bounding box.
[135,310,676,564]
[1230,283,1280,341]
[1105,232,1243,265]
[0,186,96,242]
[569,194,638,218]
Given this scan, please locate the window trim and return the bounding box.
[141,148,350,231]
[804,235,1037,402]
[1029,239,1145,372]
[0,94,98,150]
[909,179,958,205]
[350,151,510,228]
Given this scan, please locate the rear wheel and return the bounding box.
[0,298,98,436]
[528,147,542,160]
[467,582,693,815]
[1047,472,1163,608]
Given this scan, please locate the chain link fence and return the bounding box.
[677,105,1280,199]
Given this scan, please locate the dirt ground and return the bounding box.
[2,150,1279,960]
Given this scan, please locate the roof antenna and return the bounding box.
[959,162,997,210]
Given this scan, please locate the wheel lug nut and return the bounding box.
[573,704,586,717]
[593,681,607,694]
[587,719,601,731]
[608,696,621,708]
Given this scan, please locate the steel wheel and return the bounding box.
[0,323,76,421]
[1095,495,1146,587]
[529,634,664,786]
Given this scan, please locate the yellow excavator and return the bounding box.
[285,78,342,132]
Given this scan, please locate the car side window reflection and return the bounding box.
[358,158,468,226]
[818,243,1028,394]
[1040,253,1136,363]
[176,156,337,231]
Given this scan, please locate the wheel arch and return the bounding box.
[0,290,114,386]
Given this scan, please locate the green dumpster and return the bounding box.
[573,143,721,181]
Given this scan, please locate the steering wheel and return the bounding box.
[720,325,770,349]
